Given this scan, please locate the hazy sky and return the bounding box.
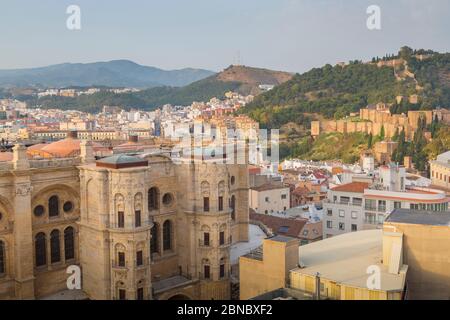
[1,0,449,73]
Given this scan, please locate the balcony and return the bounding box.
[363,216,383,229]
[111,263,128,271]
[324,200,362,207]
[199,239,213,248]
[198,239,231,249]
[219,239,232,249]
[108,217,154,231]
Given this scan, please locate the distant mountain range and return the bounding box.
[0,60,215,88]
[14,65,293,112]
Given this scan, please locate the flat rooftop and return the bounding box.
[269,235,298,243]
[292,230,407,292]
[231,224,266,265]
[152,276,196,294]
[386,209,450,226]
[250,183,288,192]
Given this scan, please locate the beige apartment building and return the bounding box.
[430,151,450,190]
[0,133,249,300]
[249,183,290,215]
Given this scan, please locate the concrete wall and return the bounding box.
[384,221,450,300]
[290,272,402,300]
[239,237,299,300]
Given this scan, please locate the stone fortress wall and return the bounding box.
[311,104,450,141]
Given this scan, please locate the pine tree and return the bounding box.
[392,128,399,142]
[379,125,385,141]
[367,133,373,149]
[412,118,428,172]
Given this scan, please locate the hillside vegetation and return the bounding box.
[280,132,369,164]
[28,78,241,113]
[242,47,450,129]
[21,65,292,113]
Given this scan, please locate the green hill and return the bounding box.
[242,47,450,129]
[22,65,292,113]
[280,132,369,163]
[24,77,241,113]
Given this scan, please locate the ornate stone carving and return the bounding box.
[15,184,33,196]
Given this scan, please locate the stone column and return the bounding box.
[12,144,35,299]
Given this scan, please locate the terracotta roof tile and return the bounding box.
[331,182,369,193]
[250,212,307,239]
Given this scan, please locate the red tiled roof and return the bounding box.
[292,186,310,196]
[250,212,307,239]
[300,222,323,241]
[313,172,327,179]
[331,182,369,193]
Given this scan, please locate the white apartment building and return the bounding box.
[323,164,449,238]
[323,182,367,238]
[249,183,290,215]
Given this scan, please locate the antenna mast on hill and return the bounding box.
[236,50,241,66]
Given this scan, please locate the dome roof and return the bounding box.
[32,138,107,158]
[96,154,148,169]
[40,138,81,157]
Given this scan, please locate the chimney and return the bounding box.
[13,144,30,170]
[67,130,78,139]
[129,135,138,143]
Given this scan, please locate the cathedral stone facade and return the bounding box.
[0,138,249,300]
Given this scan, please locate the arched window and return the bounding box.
[135,193,143,227]
[48,195,59,217]
[117,282,126,300]
[220,257,226,278]
[163,220,172,251]
[218,181,225,212]
[230,195,236,220]
[148,188,160,211]
[64,227,75,261]
[0,240,5,274]
[150,223,159,254]
[135,210,141,228]
[50,230,61,263]
[35,233,47,267]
